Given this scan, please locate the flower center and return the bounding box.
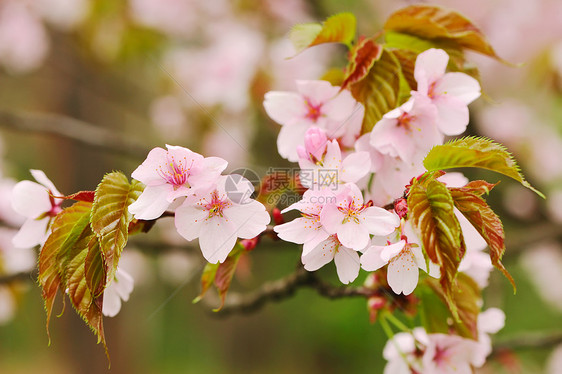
[338,199,366,224]
[205,191,231,218]
[397,112,414,130]
[158,155,193,189]
[305,98,323,122]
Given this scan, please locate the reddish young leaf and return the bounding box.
[449,187,516,291]
[55,190,96,203]
[38,201,92,342]
[349,49,401,134]
[213,246,244,312]
[193,262,220,304]
[391,48,418,90]
[341,37,383,90]
[383,5,508,62]
[407,176,465,316]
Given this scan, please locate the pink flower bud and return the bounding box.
[394,198,408,219]
[296,145,308,160]
[304,127,327,161]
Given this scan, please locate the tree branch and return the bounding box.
[0,269,37,285]
[214,267,370,317]
[0,110,150,159]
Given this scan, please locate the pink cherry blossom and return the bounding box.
[302,234,360,284]
[263,80,363,161]
[296,126,327,162]
[370,95,441,164]
[354,133,384,173]
[298,139,371,190]
[320,183,400,251]
[413,48,481,136]
[129,145,227,220]
[174,175,270,264]
[361,236,430,295]
[473,308,505,367]
[421,333,482,374]
[102,267,134,318]
[273,188,332,255]
[11,169,62,248]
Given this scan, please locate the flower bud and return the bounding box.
[304,127,327,161]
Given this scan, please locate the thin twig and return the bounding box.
[0,110,150,159]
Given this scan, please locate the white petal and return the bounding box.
[340,151,371,183]
[362,207,400,236]
[360,245,388,271]
[434,72,481,104]
[338,220,370,251]
[264,91,307,125]
[387,251,419,295]
[296,80,339,104]
[12,181,52,219]
[198,217,238,264]
[113,268,134,302]
[277,121,310,162]
[302,237,337,271]
[102,285,122,317]
[334,246,360,284]
[30,169,61,197]
[128,184,172,220]
[301,228,331,256]
[275,217,315,244]
[319,203,346,235]
[227,200,270,239]
[434,97,470,136]
[12,217,49,248]
[478,308,505,334]
[174,203,207,241]
[380,240,407,262]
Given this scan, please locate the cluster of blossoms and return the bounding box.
[129,144,270,264]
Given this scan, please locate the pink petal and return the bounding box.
[128,184,172,220]
[478,307,505,334]
[296,80,340,104]
[334,246,360,284]
[12,217,49,248]
[113,268,134,301]
[434,72,481,105]
[131,146,168,186]
[387,252,419,295]
[434,97,470,136]
[355,134,384,173]
[302,237,337,271]
[341,151,371,183]
[174,203,207,241]
[226,200,270,239]
[198,217,238,264]
[277,121,310,162]
[30,169,61,197]
[263,91,308,125]
[319,203,346,235]
[11,180,52,219]
[414,48,449,89]
[302,228,331,256]
[322,88,360,123]
[360,245,388,271]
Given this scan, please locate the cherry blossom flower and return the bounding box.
[413,48,481,136]
[298,138,371,190]
[382,327,428,373]
[11,169,62,248]
[473,308,505,367]
[302,234,360,284]
[0,286,15,325]
[264,80,363,161]
[354,133,384,173]
[370,96,441,164]
[320,183,400,251]
[274,188,333,255]
[361,238,428,295]
[421,333,482,374]
[102,267,134,318]
[174,175,270,264]
[129,145,227,220]
[0,228,36,274]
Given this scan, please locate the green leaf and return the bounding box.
[91,172,144,285]
[289,13,356,54]
[424,137,544,198]
[193,262,220,304]
[426,273,481,339]
[38,201,92,342]
[349,49,402,133]
[418,284,450,335]
[383,5,508,63]
[341,37,383,90]
[449,183,516,292]
[213,247,244,312]
[407,176,465,317]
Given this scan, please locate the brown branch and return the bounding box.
[0,110,150,159]
[214,267,370,317]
